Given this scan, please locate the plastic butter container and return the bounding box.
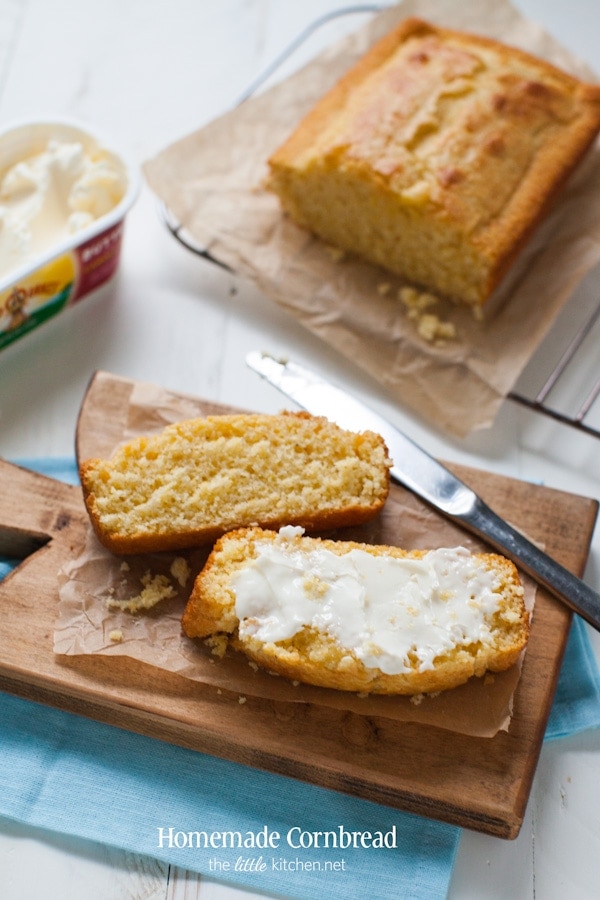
[0,119,139,351]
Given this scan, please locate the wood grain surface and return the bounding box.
[0,371,597,840]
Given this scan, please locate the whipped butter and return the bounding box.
[0,138,126,280]
[233,529,503,674]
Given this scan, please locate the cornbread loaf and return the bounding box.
[182,526,529,695]
[79,412,391,554]
[267,17,600,306]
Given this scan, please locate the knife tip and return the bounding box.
[246,350,289,371]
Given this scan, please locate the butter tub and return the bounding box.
[0,119,139,351]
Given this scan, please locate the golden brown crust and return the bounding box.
[80,412,391,554]
[268,17,600,305]
[230,634,525,696]
[182,527,530,695]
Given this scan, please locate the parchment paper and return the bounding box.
[55,381,536,738]
[143,0,600,437]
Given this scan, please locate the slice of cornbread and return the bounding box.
[80,411,391,554]
[182,526,529,695]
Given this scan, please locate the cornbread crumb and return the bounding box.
[204,633,229,658]
[399,286,438,314]
[238,695,247,704]
[109,629,123,643]
[170,556,191,587]
[107,571,176,613]
[399,285,457,343]
[416,313,457,343]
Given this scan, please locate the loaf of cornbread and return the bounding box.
[79,412,391,554]
[182,526,529,695]
[267,17,600,306]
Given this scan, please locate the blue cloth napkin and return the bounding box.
[0,459,599,899]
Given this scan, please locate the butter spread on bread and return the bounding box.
[182,526,529,695]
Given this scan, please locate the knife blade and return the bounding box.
[246,350,600,632]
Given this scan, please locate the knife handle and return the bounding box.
[461,498,600,631]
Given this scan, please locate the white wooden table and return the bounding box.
[1,1,599,897]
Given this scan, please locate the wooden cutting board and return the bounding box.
[0,370,597,839]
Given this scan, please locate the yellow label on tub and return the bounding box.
[0,254,76,350]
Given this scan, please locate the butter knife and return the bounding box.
[246,351,600,632]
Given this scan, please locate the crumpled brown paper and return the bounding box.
[55,379,536,738]
[143,0,600,437]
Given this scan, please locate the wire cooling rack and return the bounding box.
[161,4,600,440]
[508,295,600,438]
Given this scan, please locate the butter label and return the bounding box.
[74,221,123,298]
[0,254,75,350]
[0,221,123,351]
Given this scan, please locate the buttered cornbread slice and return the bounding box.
[267,17,600,306]
[80,412,391,554]
[182,526,529,695]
